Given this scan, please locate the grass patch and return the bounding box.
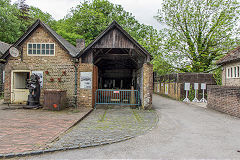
[132,109,142,122]
[98,110,107,122]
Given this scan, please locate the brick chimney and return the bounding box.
[76,39,85,51]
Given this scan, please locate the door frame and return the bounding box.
[11,70,31,103]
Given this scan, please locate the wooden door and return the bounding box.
[11,71,30,104]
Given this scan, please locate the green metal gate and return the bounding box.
[95,89,140,108]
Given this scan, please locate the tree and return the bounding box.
[54,0,169,74]
[15,0,55,32]
[28,6,55,26]
[0,0,22,43]
[0,0,55,44]
[155,0,240,72]
[54,0,162,53]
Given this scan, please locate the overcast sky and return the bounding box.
[12,0,163,29]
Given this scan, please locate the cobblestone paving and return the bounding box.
[46,106,158,149]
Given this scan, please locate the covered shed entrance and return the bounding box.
[77,21,153,109]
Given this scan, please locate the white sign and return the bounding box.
[32,71,43,88]
[201,83,206,90]
[165,84,168,95]
[184,83,190,90]
[157,84,160,93]
[80,72,92,89]
[194,83,198,90]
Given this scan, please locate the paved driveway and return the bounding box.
[0,106,91,154]
[22,94,240,159]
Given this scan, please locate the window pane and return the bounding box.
[28,44,32,49]
[33,49,36,54]
[50,44,54,49]
[42,44,45,49]
[238,67,240,77]
[37,50,40,54]
[42,49,45,54]
[50,50,54,55]
[28,49,32,54]
[37,44,40,49]
[235,67,237,77]
[33,44,36,49]
[231,68,233,77]
[228,68,230,77]
[46,50,49,54]
[46,44,49,49]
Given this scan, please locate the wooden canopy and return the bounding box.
[78,21,152,69]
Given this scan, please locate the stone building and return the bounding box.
[0,41,11,94]
[207,46,240,117]
[0,19,153,109]
[217,46,240,86]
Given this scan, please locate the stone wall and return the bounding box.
[143,63,153,109]
[207,85,240,118]
[0,63,4,95]
[4,26,76,105]
[222,61,240,86]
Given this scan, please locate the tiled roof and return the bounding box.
[216,46,240,65]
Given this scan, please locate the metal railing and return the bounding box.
[95,89,140,108]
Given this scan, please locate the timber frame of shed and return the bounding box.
[0,20,153,109]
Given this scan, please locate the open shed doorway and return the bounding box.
[79,21,152,107]
[95,48,144,91]
[92,48,146,106]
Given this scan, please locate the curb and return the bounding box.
[0,109,158,159]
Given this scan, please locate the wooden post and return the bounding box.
[130,86,136,106]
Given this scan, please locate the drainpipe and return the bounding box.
[73,58,78,109]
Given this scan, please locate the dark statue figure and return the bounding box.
[26,74,41,108]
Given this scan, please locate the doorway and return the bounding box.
[11,70,30,104]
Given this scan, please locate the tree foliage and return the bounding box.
[0,0,55,44]
[155,0,240,73]
[54,0,162,55]
[0,0,22,43]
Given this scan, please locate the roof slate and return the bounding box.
[0,41,11,56]
[216,46,240,65]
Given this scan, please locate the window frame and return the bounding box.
[27,43,55,56]
[226,66,240,79]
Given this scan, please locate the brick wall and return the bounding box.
[4,26,76,105]
[77,63,94,108]
[222,61,240,86]
[207,85,240,117]
[154,82,181,100]
[143,63,153,109]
